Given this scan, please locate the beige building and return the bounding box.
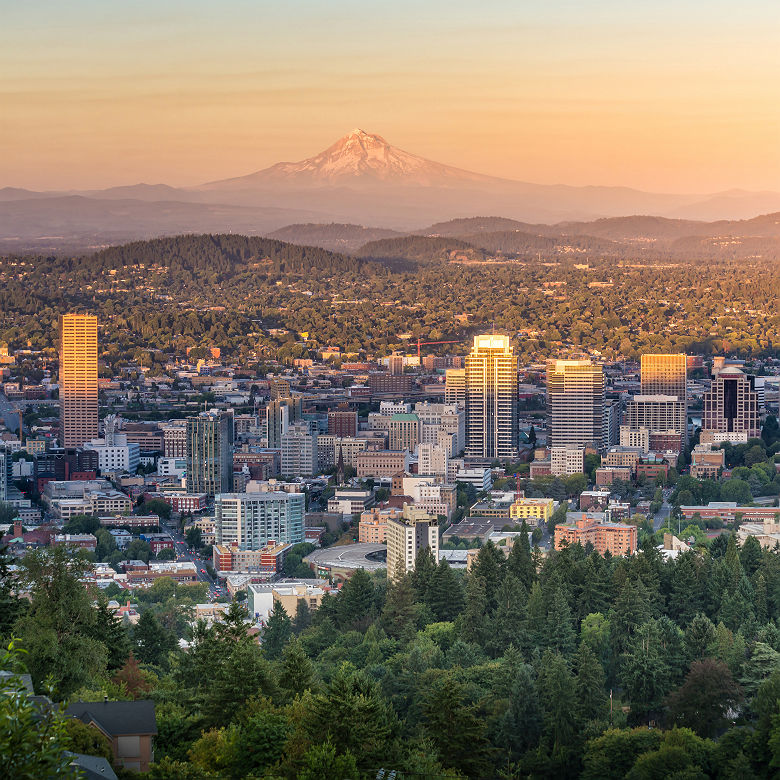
[551,446,585,476]
[59,313,98,447]
[356,450,410,478]
[547,359,605,451]
[386,504,439,580]
[272,582,326,617]
[465,335,518,459]
[389,414,420,452]
[702,367,760,439]
[690,445,725,479]
[445,368,466,406]
[641,354,687,401]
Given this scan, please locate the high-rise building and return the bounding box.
[327,408,358,438]
[702,367,760,439]
[59,313,98,448]
[386,505,439,580]
[445,368,466,406]
[214,492,304,549]
[388,413,420,452]
[266,396,303,449]
[546,359,605,451]
[623,394,687,454]
[186,411,234,496]
[280,421,318,477]
[161,420,187,457]
[641,354,687,400]
[464,335,518,459]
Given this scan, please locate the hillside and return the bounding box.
[358,235,488,266]
[266,223,404,254]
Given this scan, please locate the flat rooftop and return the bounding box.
[304,543,387,571]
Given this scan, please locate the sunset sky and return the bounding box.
[2,0,779,192]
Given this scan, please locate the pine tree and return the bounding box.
[90,599,131,671]
[496,661,542,759]
[410,546,436,602]
[0,543,24,640]
[381,573,417,640]
[740,535,763,577]
[537,650,578,753]
[684,613,717,662]
[337,568,375,630]
[526,580,547,648]
[668,550,703,625]
[133,609,177,667]
[574,642,608,724]
[546,587,576,656]
[292,599,312,635]
[459,575,488,645]
[421,676,494,777]
[506,522,535,590]
[278,636,316,699]
[426,559,464,622]
[487,574,529,657]
[262,599,292,660]
[755,572,768,624]
[470,541,505,608]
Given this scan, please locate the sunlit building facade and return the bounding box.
[59,313,98,448]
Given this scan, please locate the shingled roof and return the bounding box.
[64,700,157,737]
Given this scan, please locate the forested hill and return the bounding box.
[69,234,374,275]
[358,235,488,266]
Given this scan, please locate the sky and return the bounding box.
[1,0,779,192]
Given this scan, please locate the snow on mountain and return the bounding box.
[202,129,500,189]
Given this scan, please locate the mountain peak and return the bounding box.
[203,130,497,190]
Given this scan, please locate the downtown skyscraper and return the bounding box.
[186,410,234,496]
[59,313,98,448]
[464,335,518,459]
[546,359,605,450]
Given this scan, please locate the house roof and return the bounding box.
[65,700,157,736]
[66,753,118,780]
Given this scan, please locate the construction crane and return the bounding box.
[415,338,460,359]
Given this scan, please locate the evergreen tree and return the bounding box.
[740,535,764,577]
[574,642,608,725]
[667,550,703,625]
[718,575,755,632]
[262,599,292,660]
[297,739,359,780]
[537,650,578,754]
[292,599,312,635]
[133,609,177,667]
[470,541,505,608]
[0,544,24,641]
[578,552,613,620]
[421,676,494,777]
[427,560,464,622]
[546,587,576,656]
[459,574,488,645]
[496,660,542,760]
[506,522,535,590]
[337,568,375,630]
[410,546,436,602]
[755,572,769,624]
[684,613,717,662]
[487,574,529,657]
[381,573,417,640]
[278,636,316,699]
[89,599,131,671]
[619,622,673,724]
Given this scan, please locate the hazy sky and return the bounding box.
[2,0,779,192]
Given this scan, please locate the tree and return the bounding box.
[133,609,176,667]
[426,560,464,622]
[140,498,172,521]
[89,599,131,671]
[0,543,24,640]
[308,663,398,776]
[278,636,316,699]
[665,658,743,738]
[0,641,75,777]
[184,527,202,550]
[337,568,375,630]
[381,573,417,640]
[574,642,608,725]
[63,717,113,761]
[126,538,151,563]
[421,676,494,777]
[156,547,175,561]
[537,650,578,754]
[297,739,359,780]
[582,727,662,780]
[720,478,752,504]
[13,547,107,697]
[262,599,292,660]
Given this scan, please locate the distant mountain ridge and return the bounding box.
[4,129,780,251]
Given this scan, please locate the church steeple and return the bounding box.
[336,443,345,485]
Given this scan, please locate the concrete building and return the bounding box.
[641,353,687,401]
[388,413,420,452]
[186,411,234,496]
[160,420,187,457]
[510,496,555,526]
[316,435,367,471]
[356,450,410,478]
[554,515,637,556]
[327,488,374,516]
[551,446,585,476]
[417,442,449,479]
[445,368,466,406]
[386,505,439,580]
[280,421,318,477]
[266,395,303,449]
[465,335,518,459]
[454,467,493,492]
[547,359,605,451]
[690,445,725,479]
[59,313,98,447]
[702,367,760,439]
[327,408,358,438]
[85,418,140,474]
[214,492,305,549]
[624,394,687,453]
[358,506,404,543]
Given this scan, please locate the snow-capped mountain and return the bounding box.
[202,129,499,189]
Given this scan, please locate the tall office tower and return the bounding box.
[624,394,687,453]
[388,353,405,376]
[269,378,292,400]
[389,413,420,452]
[464,335,518,459]
[59,313,98,448]
[386,505,439,580]
[266,395,302,449]
[214,491,305,549]
[641,353,688,444]
[186,410,234,496]
[280,421,318,477]
[546,359,606,451]
[641,353,687,399]
[0,450,6,502]
[702,367,760,438]
[445,368,466,406]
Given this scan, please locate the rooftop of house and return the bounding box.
[65,700,158,737]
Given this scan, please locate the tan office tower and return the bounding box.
[639,353,688,445]
[465,335,518,459]
[702,367,759,439]
[641,354,687,400]
[59,313,98,448]
[546,359,605,450]
[445,368,466,406]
